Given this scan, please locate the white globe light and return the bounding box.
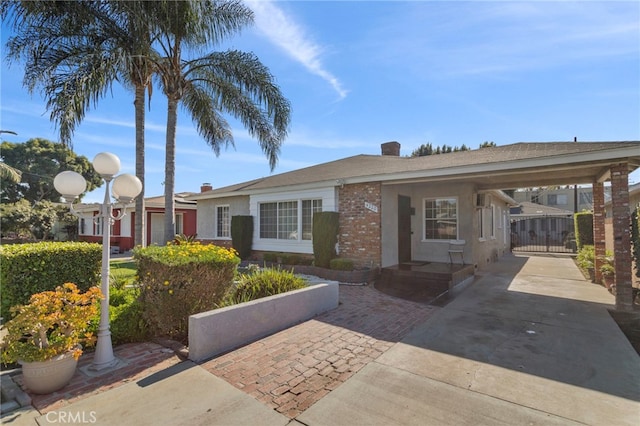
[112,173,142,203]
[93,152,120,177]
[53,171,87,201]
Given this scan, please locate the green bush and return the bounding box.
[574,212,594,249]
[0,242,101,317]
[133,242,239,342]
[330,258,354,271]
[312,212,340,268]
[109,286,149,345]
[221,267,307,306]
[263,252,279,263]
[576,245,595,270]
[231,216,253,259]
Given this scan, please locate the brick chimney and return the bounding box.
[200,183,212,193]
[381,141,401,156]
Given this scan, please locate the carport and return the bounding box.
[451,141,640,311]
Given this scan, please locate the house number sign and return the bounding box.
[364,202,378,213]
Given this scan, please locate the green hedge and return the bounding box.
[231,216,253,259]
[133,242,239,342]
[0,242,101,317]
[574,211,594,249]
[330,258,354,271]
[312,212,340,268]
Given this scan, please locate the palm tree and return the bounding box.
[154,1,291,243]
[2,1,160,246]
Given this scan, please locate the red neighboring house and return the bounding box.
[75,193,197,252]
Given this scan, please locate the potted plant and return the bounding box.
[1,283,102,394]
[600,257,615,291]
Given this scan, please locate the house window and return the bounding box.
[490,205,495,239]
[477,208,486,240]
[95,217,102,236]
[423,197,457,240]
[302,199,323,240]
[548,194,567,206]
[175,213,184,236]
[216,205,230,238]
[80,218,86,235]
[259,199,322,240]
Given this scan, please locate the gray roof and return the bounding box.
[190,141,640,199]
[511,201,574,216]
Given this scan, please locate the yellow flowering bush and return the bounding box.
[133,242,240,341]
[1,283,102,363]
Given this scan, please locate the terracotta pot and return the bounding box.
[20,351,78,394]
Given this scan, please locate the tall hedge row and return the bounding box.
[231,215,253,259]
[0,242,101,317]
[312,212,340,268]
[574,211,594,250]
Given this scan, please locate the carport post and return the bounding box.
[592,181,606,285]
[610,163,633,311]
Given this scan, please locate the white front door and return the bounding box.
[150,213,164,245]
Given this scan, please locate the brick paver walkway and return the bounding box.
[15,342,182,413]
[201,284,438,418]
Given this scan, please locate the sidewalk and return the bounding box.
[2,254,639,425]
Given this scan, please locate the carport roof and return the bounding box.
[189,141,640,199]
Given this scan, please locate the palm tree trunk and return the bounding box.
[134,84,146,247]
[164,97,178,244]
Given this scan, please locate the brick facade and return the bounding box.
[610,163,633,310]
[337,183,382,269]
[592,181,606,284]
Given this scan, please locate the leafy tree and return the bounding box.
[154,1,291,243]
[1,138,102,204]
[410,143,470,157]
[479,141,497,148]
[0,199,73,240]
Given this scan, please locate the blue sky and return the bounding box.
[1,0,639,203]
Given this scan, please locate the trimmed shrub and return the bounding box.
[231,216,253,259]
[574,211,593,249]
[134,242,240,342]
[312,212,340,268]
[263,252,279,263]
[109,286,149,345]
[330,258,354,271]
[221,267,307,306]
[0,242,101,317]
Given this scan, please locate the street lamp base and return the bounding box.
[80,357,129,378]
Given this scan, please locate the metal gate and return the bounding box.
[510,214,576,253]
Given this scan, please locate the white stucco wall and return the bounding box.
[381,183,510,268]
[196,196,250,240]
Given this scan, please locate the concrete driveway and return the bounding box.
[298,254,640,425]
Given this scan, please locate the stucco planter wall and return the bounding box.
[188,282,339,362]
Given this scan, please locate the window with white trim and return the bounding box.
[216,205,230,238]
[423,197,457,240]
[490,205,496,239]
[259,199,322,240]
[478,208,486,240]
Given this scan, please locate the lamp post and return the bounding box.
[54,152,142,372]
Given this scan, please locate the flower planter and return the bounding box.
[20,350,78,394]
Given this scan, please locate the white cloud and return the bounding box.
[245,0,348,100]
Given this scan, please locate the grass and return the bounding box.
[109,260,137,288]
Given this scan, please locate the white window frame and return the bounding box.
[422,196,458,241]
[215,205,231,239]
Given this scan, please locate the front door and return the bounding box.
[398,195,412,264]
